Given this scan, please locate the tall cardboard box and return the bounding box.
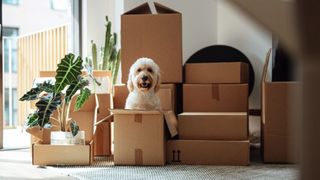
[178,112,248,140]
[121,3,182,83]
[113,84,180,113]
[112,110,165,165]
[183,84,248,112]
[167,140,249,165]
[185,62,248,84]
[262,50,300,163]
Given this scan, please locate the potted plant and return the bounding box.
[85,16,121,89]
[20,53,95,145]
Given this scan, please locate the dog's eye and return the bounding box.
[147,68,153,73]
[137,68,142,72]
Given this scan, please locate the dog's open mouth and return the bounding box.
[139,82,151,89]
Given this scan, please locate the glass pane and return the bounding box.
[12,89,18,127]
[3,27,19,37]
[4,39,9,73]
[4,88,10,127]
[3,0,19,5]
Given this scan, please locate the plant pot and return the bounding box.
[27,126,52,144]
[50,131,85,145]
[87,70,112,93]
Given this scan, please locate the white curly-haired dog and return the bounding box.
[125,57,161,110]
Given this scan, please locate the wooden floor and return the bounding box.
[0,149,75,180]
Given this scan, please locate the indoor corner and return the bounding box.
[0,0,319,180]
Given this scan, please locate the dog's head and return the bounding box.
[127,57,161,93]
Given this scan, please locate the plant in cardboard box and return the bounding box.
[20,53,94,145]
[85,16,121,86]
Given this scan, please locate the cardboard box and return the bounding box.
[262,50,300,163]
[112,109,165,165]
[32,141,93,166]
[167,140,249,165]
[121,2,182,83]
[183,84,248,112]
[113,84,180,113]
[113,84,128,109]
[178,112,248,140]
[69,94,98,143]
[185,62,248,84]
[94,94,112,156]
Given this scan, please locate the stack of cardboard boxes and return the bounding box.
[112,2,182,166]
[167,62,250,166]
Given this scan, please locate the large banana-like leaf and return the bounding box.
[20,81,54,101]
[26,112,39,127]
[74,88,91,111]
[54,54,83,94]
[36,93,62,127]
[65,76,89,104]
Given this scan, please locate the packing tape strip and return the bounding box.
[135,148,143,165]
[211,84,220,101]
[134,114,142,123]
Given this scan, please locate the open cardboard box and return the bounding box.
[38,70,112,156]
[121,2,182,83]
[112,109,166,166]
[113,84,181,113]
[31,94,99,166]
[95,109,178,165]
[261,50,301,163]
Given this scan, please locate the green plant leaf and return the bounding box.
[65,76,89,104]
[70,120,79,137]
[74,88,91,111]
[36,93,62,128]
[20,81,54,101]
[26,112,39,127]
[54,53,83,94]
[112,50,121,85]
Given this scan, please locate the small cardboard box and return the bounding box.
[167,140,249,165]
[178,112,248,140]
[94,94,112,156]
[183,84,248,112]
[185,62,248,84]
[262,50,300,163]
[112,110,165,165]
[32,141,94,165]
[113,84,180,113]
[121,2,182,83]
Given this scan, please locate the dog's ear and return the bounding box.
[127,74,134,92]
[154,73,161,93]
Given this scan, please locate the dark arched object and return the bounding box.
[186,45,255,96]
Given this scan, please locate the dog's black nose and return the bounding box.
[142,76,148,81]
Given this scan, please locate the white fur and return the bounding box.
[125,57,161,110]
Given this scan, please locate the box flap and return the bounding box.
[179,112,247,116]
[123,3,151,15]
[110,109,161,115]
[154,2,180,14]
[164,111,178,137]
[262,49,272,84]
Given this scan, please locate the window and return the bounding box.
[51,0,69,11]
[3,0,19,5]
[3,27,18,73]
[4,88,10,127]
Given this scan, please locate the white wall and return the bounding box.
[123,0,218,63]
[217,1,272,109]
[3,0,70,36]
[82,0,117,57]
